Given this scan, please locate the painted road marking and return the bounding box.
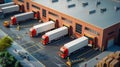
[25,45,36,50]
[21,41,32,46]
[30,49,42,54]
[55,56,66,65]
[35,43,44,49]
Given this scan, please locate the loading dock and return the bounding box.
[84,33,97,47]
[19,4,24,12]
[63,23,73,36]
[34,11,40,19]
[49,18,59,28]
[107,38,114,48]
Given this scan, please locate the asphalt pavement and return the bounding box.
[0,29,45,67]
[1,12,120,67]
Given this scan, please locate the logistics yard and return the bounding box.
[0,0,120,67]
[0,13,102,67]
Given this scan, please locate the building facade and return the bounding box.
[13,0,120,50]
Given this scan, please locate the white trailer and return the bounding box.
[1,5,19,14]
[59,36,88,58]
[42,26,68,45]
[11,12,34,25]
[0,2,15,8]
[29,21,55,37]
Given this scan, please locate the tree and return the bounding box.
[0,36,13,45]
[5,51,10,57]
[15,61,21,67]
[0,36,13,51]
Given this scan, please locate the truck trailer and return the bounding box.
[11,12,34,25]
[42,26,68,45]
[59,36,88,58]
[1,5,19,14]
[0,2,14,8]
[29,21,55,37]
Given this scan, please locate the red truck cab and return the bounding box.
[29,28,36,37]
[11,16,16,25]
[59,46,68,59]
[41,35,49,45]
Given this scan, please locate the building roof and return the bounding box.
[33,0,120,29]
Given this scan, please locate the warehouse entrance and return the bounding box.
[107,38,114,48]
[49,18,59,28]
[19,4,24,12]
[84,34,96,47]
[34,11,40,19]
[63,23,73,36]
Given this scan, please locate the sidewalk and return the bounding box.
[7,42,45,67]
[0,29,45,67]
[79,45,120,67]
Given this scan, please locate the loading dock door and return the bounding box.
[19,5,24,12]
[63,23,73,36]
[107,38,114,48]
[84,34,95,45]
[84,33,97,48]
[49,18,59,28]
[35,11,40,19]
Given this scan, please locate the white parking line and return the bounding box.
[25,45,36,50]
[30,49,42,54]
[55,56,66,65]
[21,41,32,46]
[35,43,44,49]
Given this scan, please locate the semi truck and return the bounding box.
[11,12,34,25]
[0,2,14,8]
[42,26,68,45]
[29,21,55,37]
[1,5,19,14]
[59,36,88,58]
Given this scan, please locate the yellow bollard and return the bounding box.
[3,21,10,28]
[16,25,20,31]
[66,57,72,67]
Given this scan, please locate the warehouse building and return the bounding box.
[13,0,120,50]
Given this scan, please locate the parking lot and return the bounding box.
[0,12,101,67]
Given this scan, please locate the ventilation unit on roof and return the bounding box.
[114,6,120,11]
[82,2,88,7]
[52,0,58,3]
[89,10,96,14]
[67,0,72,2]
[96,1,101,6]
[100,8,107,13]
[68,4,76,8]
